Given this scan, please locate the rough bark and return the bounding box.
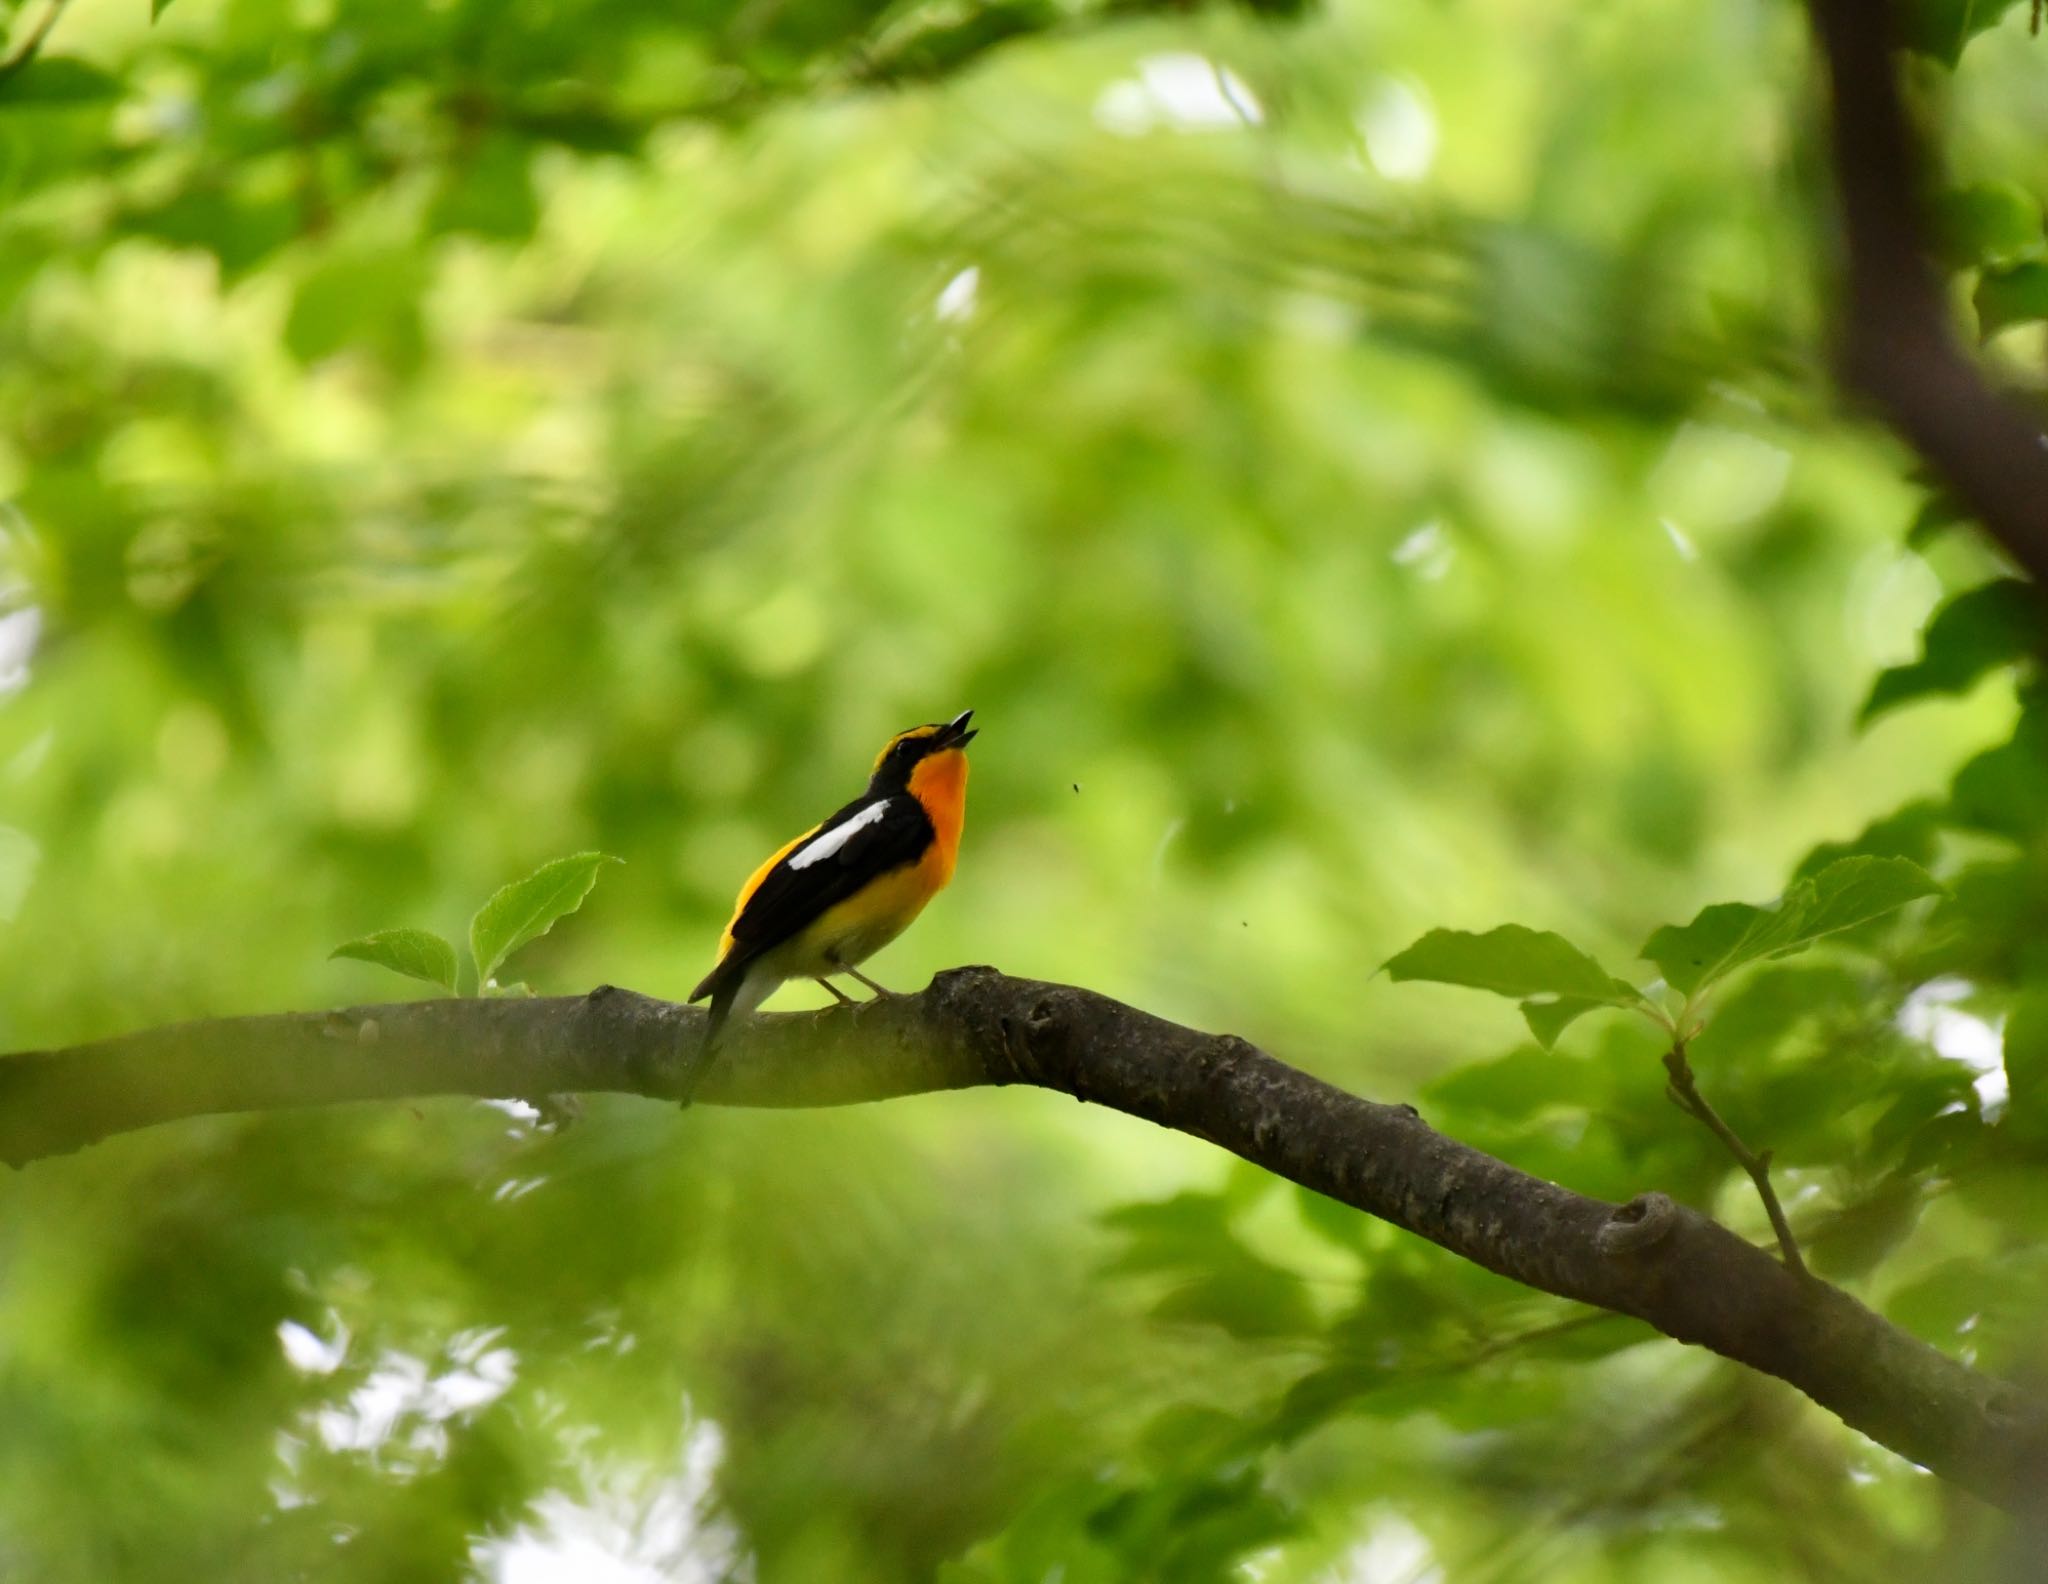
[2,968,2043,1512]
[1807,0,2048,586]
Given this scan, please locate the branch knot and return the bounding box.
[1598,1192,1679,1256]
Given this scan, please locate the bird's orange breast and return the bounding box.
[907,747,968,885]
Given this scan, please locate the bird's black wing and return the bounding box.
[721,791,935,970]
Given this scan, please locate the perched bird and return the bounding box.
[689,709,977,1058]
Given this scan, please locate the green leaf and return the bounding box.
[1422,1044,1598,1118]
[1861,579,2041,723]
[2003,990,2048,1141]
[1793,801,1942,882]
[1386,926,1642,1045]
[1521,995,1614,1049]
[330,928,459,993]
[1640,856,1943,997]
[1795,855,1945,939]
[1384,925,1621,1001]
[1150,1266,1318,1341]
[1897,0,2025,66]
[1976,262,2048,337]
[469,851,620,986]
[1292,1185,1377,1254]
[1933,181,2043,269]
[0,58,123,107]
[426,134,540,241]
[285,248,427,371]
[121,185,298,279]
[1949,685,2048,839]
[151,0,175,17]
[1905,493,1968,550]
[1640,903,1763,999]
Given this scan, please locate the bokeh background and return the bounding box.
[2,0,2046,1577]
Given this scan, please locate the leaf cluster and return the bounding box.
[331,851,619,996]
[1384,855,1942,1047]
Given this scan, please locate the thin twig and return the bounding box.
[0,0,71,90]
[1663,1041,1807,1277]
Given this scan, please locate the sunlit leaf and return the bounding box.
[1385,925,1623,1002]
[468,851,620,985]
[1640,857,1943,996]
[1386,926,1644,1045]
[329,927,459,993]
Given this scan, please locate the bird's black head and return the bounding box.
[868,709,976,790]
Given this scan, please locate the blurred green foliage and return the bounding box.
[1,0,2046,1577]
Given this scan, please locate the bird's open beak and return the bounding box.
[941,708,977,747]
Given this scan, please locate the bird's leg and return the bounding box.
[840,964,895,998]
[812,977,858,1006]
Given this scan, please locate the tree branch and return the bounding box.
[1,968,2042,1511]
[1807,0,2048,586]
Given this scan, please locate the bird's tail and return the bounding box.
[684,956,749,1103]
[699,982,739,1059]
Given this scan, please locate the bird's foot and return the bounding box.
[842,964,895,998]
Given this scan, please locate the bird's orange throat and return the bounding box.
[907,747,969,882]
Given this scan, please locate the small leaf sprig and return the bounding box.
[331,851,620,997]
[1385,856,1942,1049]
[1381,856,1945,1273]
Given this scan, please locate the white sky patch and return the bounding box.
[1357,76,1438,184]
[474,1416,747,1584]
[279,1314,351,1376]
[305,1329,519,1468]
[0,604,39,697]
[1094,53,1263,137]
[935,266,980,324]
[1898,976,2009,1116]
[1391,519,1454,580]
[789,800,888,870]
[1327,1512,1444,1583]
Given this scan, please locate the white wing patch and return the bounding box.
[787,799,890,871]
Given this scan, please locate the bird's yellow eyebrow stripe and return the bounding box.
[871,723,940,772]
